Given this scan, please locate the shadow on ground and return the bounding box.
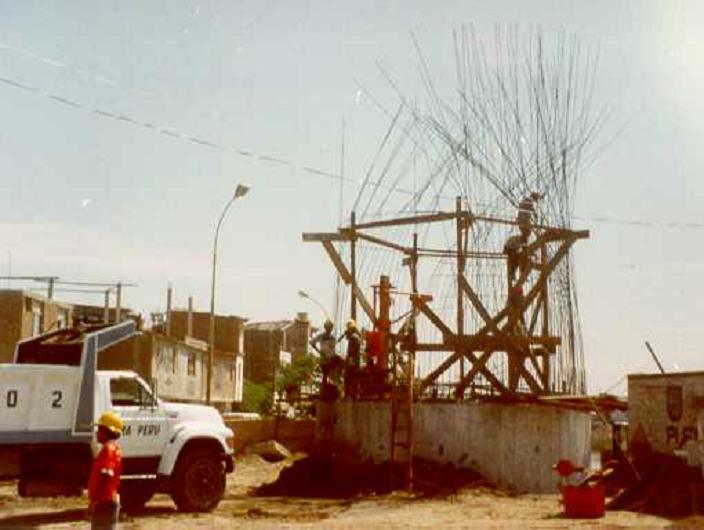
[0,505,176,529]
[0,508,85,529]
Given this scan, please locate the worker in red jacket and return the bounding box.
[88,411,124,530]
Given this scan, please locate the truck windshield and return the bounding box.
[110,377,156,408]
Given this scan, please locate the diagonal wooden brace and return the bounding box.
[321,240,377,324]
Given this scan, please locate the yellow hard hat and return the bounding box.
[96,411,124,435]
[324,319,334,328]
[346,319,357,330]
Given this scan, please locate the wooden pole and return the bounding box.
[350,211,357,321]
[408,232,418,490]
[456,197,465,390]
[115,282,122,324]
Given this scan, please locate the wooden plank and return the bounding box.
[415,334,560,352]
[419,351,462,390]
[351,211,469,231]
[321,240,376,323]
[353,231,411,254]
[302,232,349,242]
[417,301,453,337]
[459,276,499,335]
[455,350,508,395]
[322,240,353,284]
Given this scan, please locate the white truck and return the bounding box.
[0,321,235,513]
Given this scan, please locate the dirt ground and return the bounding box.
[0,455,701,530]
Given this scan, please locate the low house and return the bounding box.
[98,332,240,411]
[0,289,72,362]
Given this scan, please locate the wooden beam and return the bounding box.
[419,351,463,390]
[416,300,453,337]
[302,232,349,242]
[321,240,376,323]
[459,276,499,335]
[350,211,470,231]
[455,350,508,395]
[352,231,411,254]
[415,334,560,352]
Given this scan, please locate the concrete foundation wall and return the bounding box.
[326,400,591,493]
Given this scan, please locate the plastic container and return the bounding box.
[561,483,605,518]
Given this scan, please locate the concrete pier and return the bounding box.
[319,400,591,493]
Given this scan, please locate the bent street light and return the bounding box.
[298,289,330,322]
[207,184,250,405]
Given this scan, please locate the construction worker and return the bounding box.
[505,192,542,284]
[310,319,338,386]
[339,319,362,398]
[88,411,124,530]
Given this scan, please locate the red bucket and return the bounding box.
[561,483,605,518]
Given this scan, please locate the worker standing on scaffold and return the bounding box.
[339,319,362,398]
[309,319,338,388]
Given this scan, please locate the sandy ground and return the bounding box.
[0,455,701,530]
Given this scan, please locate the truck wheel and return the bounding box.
[120,480,156,513]
[171,450,225,513]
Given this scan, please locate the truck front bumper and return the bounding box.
[223,453,234,473]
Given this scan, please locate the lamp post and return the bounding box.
[207,184,250,405]
[297,290,330,322]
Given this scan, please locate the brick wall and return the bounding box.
[628,372,704,454]
[170,310,245,354]
[0,291,23,363]
[0,291,72,363]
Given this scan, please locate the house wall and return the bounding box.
[628,372,704,455]
[169,310,245,354]
[151,335,237,407]
[0,292,23,363]
[0,291,73,363]
[320,400,591,494]
[244,328,282,384]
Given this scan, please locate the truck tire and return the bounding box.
[120,480,156,513]
[171,450,225,513]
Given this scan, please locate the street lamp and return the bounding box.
[207,184,250,405]
[298,290,330,322]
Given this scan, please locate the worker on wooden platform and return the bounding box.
[505,192,542,285]
[339,319,362,398]
[310,319,339,387]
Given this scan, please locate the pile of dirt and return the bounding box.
[607,453,704,517]
[256,455,489,498]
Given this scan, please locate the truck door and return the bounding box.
[108,376,170,474]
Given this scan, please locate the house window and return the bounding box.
[187,352,196,376]
[31,302,43,336]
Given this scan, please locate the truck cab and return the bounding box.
[0,321,235,513]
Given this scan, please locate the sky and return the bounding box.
[0,1,702,395]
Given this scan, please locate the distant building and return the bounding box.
[98,332,239,410]
[169,309,247,408]
[71,303,136,327]
[244,313,311,385]
[0,289,72,363]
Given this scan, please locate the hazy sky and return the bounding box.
[0,1,702,394]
